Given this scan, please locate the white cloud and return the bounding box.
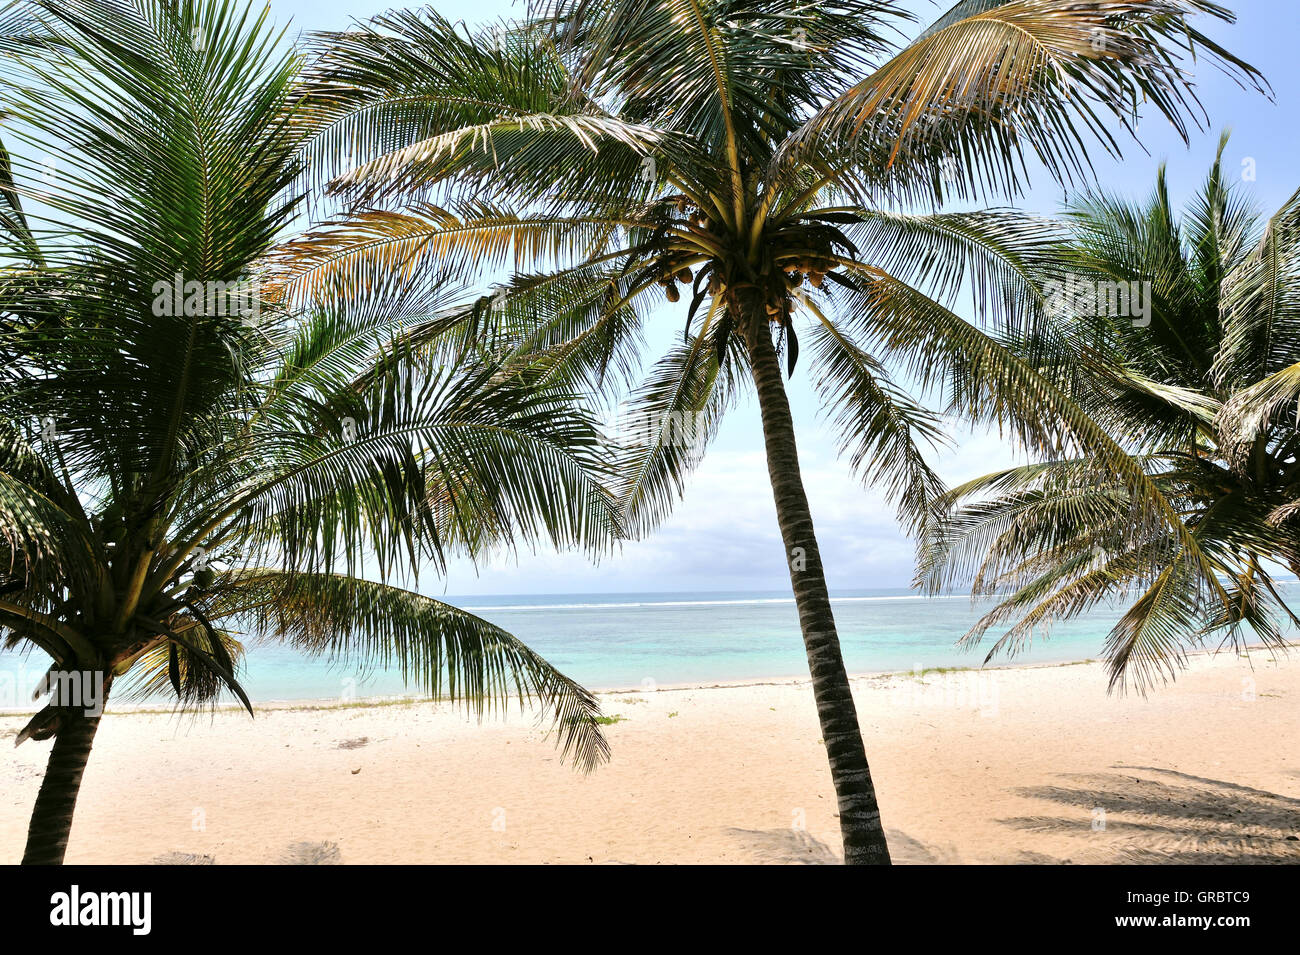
[437,425,1012,595]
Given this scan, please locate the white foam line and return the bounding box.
[458,594,969,612]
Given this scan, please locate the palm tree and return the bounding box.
[919,139,1300,691]
[285,1,1263,863]
[0,0,617,866]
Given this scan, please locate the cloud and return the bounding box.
[439,440,962,595]
[436,389,1028,597]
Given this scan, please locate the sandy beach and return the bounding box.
[3,650,1297,865]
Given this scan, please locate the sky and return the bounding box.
[264,0,1300,595]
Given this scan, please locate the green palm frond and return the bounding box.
[922,148,1300,688]
[1214,186,1300,383]
[0,1,619,763]
[215,571,610,770]
[269,206,628,306]
[612,299,744,536]
[805,311,948,531]
[800,0,1268,202]
[1219,361,1300,446]
[843,209,1067,330]
[117,625,250,714]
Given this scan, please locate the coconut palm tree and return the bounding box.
[0,0,618,866]
[284,0,1263,863]
[918,139,1300,691]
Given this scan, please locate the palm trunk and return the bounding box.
[742,311,891,865]
[21,701,103,865]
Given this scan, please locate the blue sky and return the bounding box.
[268,0,1299,595]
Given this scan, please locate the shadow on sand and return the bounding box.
[724,825,963,864]
[999,765,1300,864]
[725,827,839,864]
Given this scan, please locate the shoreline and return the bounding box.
[2,641,1287,717]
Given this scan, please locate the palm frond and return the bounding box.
[799,0,1268,202]
[216,571,610,770]
[805,310,948,532]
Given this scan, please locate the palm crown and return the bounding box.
[1,0,618,865]
[919,139,1300,691]
[284,0,1262,536]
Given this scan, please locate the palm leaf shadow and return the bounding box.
[1000,766,1300,864]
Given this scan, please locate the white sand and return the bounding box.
[2,650,1297,864]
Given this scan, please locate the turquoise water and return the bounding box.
[5,585,1289,704]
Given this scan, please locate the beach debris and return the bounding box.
[336,736,369,750]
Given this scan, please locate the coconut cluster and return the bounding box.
[656,263,694,302]
[786,254,838,289]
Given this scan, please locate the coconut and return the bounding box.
[665,285,680,303]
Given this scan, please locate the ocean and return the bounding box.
[6,585,1289,705]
